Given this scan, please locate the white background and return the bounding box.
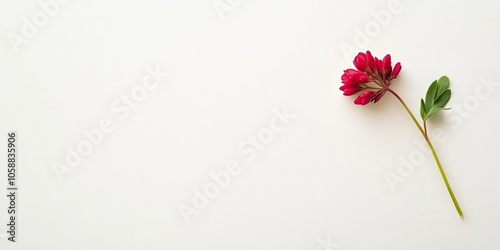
[1,0,500,249]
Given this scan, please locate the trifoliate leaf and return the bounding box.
[420,76,452,120]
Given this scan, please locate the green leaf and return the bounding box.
[421,76,452,120]
[420,98,426,120]
[426,105,444,118]
[425,80,438,112]
[436,76,450,97]
[435,89,451,106]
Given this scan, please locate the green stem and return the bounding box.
[387,89,463,218]
[423,120,428,137]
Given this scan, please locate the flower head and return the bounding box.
[340,51,402,105]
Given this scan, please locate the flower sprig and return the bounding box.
[340,51,463,218]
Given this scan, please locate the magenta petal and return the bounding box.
[365,51,375,69]
[353,53,367,71]
[392,62,402,78]
[382,54,392,73]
